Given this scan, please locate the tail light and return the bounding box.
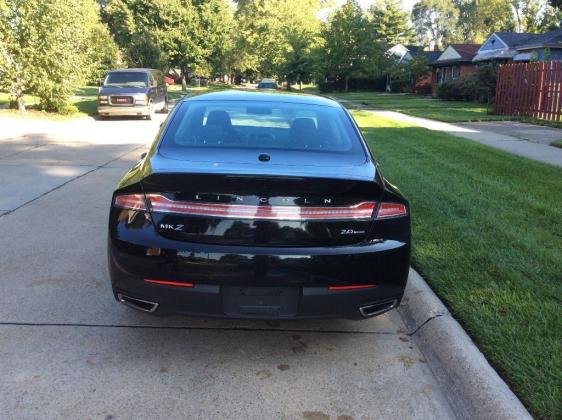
[376,202,408,219]
[145,194,376,221]
[113,193,407,220]
[114,194,147,211]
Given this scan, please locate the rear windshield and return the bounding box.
[257,83,277,89]
[104,72,148,87]
[159,100,365,157]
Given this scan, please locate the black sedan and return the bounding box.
[108,91,410,319]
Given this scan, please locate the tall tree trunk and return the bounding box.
[299,80,302,90]
[180,67,187,91]
[181,75,187,91]
[14,79,25,112]
[16,93,26,112]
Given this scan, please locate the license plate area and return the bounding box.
[222,286,300,318]
[111,96,133,105]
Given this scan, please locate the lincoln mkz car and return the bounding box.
[108,91,410,319]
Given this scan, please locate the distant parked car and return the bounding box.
[98,68,169,120]
[108,90,410,319]
[256,79,278,90]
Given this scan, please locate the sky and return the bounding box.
[317,0,418,21]
[354,0,417,12]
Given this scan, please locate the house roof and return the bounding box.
[386,44,441,64]
[473,29,562,62]
[515,29,562,50]
[449,44,481,60]
[423,50,442,64]
[432,44,481,66]
[494,32,538,47]
[404,45,423,55]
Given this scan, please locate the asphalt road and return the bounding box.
[0,113,454,419]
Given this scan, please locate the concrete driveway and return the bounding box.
[0,115,454,419]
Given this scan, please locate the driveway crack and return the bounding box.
[406,313,447,336]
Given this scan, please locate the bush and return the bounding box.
[436,65,497,103]
[436,80,463,100]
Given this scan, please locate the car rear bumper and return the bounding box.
[98,105,149,117]
[108,235,410,319]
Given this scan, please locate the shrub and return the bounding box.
[436,65,497,103]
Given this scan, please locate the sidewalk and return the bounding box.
[365,110,562,167]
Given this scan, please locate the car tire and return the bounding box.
[161,97,169,114]
[146,102,155,120]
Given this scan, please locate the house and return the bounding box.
[385,44,442,93]
[429,44,481,90]
[386,44,423,64]
[415,50,441,94]
[473,29,562,63]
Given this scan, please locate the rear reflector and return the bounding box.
[377,202,408,219]
[145,194,376,221]
[144,279,194,288]
[114,194,147,211]
[328,284,376,291]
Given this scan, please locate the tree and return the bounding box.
[0,0,110,112]
[102,0,208,77]
[234,0,321,79]
[321,0,388,91]
[194,0,235,78]
[368,0,415,45]
[541,4,562,30]
[85,21,124,84]
[453,0,513,43]
[283,28,321,89]
[412,0,459,49]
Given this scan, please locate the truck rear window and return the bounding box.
[104,72,148,87]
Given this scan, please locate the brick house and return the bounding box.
[429,44,481,92]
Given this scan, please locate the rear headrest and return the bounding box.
[290,118,316,133]
[206,110,232,128]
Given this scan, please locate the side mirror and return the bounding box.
[140,152,147,159]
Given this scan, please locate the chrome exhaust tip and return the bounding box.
[117,293,159,313]
[359,299,398,318]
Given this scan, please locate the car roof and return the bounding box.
[182,90,341,108]
[108,68,158,73]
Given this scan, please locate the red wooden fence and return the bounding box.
[495,61,562,121]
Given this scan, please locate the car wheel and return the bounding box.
[146,102,155,120]
[161,97,169,114]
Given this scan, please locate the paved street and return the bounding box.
[0,115,454,419]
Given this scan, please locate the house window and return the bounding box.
[452,66,460,80]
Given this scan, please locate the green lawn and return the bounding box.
[352,111,561,419]
[551,139,562,149]
[331,92,503,122]
[0,87,97,119]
